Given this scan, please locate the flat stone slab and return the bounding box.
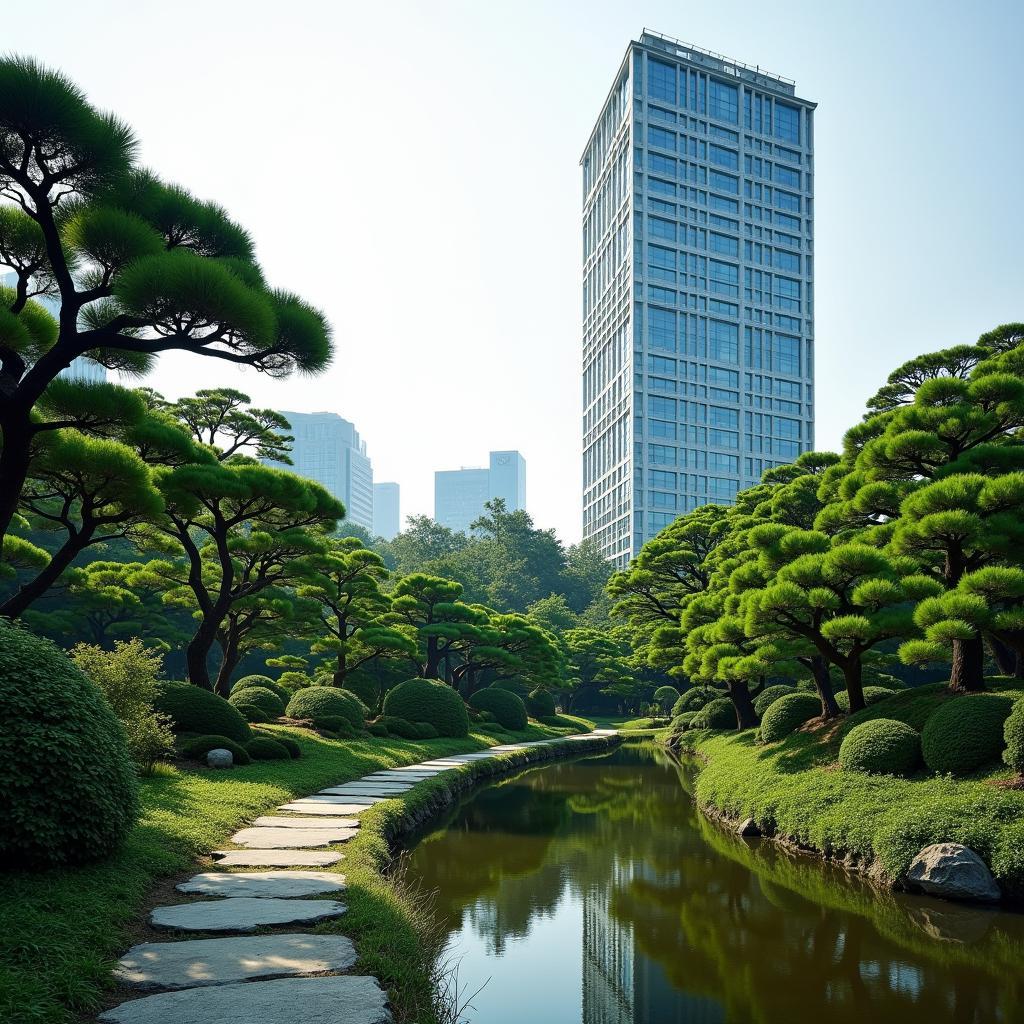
[99,975,392,1024]
[115,932,357,990]
[177,871,347,898]
[315,789,407,800]
[231,827,356,849]
[253,816,360,829]
[211,849,344,867]
[305,792,391,804]
[322,781,413,792]
[151,897,346,933]
[387,764,452,772]
[364,771,439,779]
[279,802,376,816]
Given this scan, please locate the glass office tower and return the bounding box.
[581,31,816,566]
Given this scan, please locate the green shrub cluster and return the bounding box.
[245,736,291,760]
[690,697,736,730]
[752,684,796,719]
[489,678,531,698]
[368,721,390,738]
[233,701,271,723]
[228,684,285,719]
[526,688,556,719]
[653,685,681,712]
[382,678,469,737]
[671,711,696,732]
[671,686,720,717]
[233,674,290,702]
[285,685,366,731]
[838,718,922,776]
[381,715,420,739]
[317,715,358,738]
[273,735,302,759]
[835,686,896,712]
[921,693,1015,775]
[342,672,380,713]
[178,733,252,765]
[470,687,528,731]
[414,721,439,739]
[760,691,820,743]
[154,680,252,743]
[1005,700,1024,774]
[1,622,139,867]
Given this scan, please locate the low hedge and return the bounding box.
[671,711,697,732]
[414,721,439,739]
[286,686,366,732]
[178,734,252,766]
[470,688,528,731]
[526,688,557,719]
[1005,700,1024,774]
[838,719,921,776]
[690,697,735,731]
[760,691,821,744]
[382,678,469,738]
[317,715,358,738]
[921,693,1015,775]
[154,680,252,743]
[381,716,420,740]
[233,702,271,724]
[834,686,896,712]
[228,685,285,719]
[753,684,796,719]
[245,736,291,761]
[671,687,719,717]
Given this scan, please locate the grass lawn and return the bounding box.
[675,681,1024,894]
[588,713,670,732]
[0,717,593,1024]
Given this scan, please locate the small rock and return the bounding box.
[207,748,233,769]
[906,843,1001,903]
[737,817,761,838]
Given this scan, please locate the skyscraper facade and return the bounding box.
[434,450,526,534]
[271,411,374,532]
[372,482,401,539]
[581,31,816,566]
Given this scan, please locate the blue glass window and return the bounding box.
[648,176,677,197]
[709,144,738,170]
[775,190,801,213]
[709,125,739,143]
[649,395,677,418]
[650,469,677,488]
[648,216,676,241]
[708,367,739,387]
[774,249,800,272]
[774,165,801,188]
[648,105,677,125]
[650,419,677,439]
[708,452,739,472]
[709,232,739,257]
[708,477,739,498]
[648,285,676,304]
[647,125,676,151]
[709,298,739,316]
[648,443,677,465]
[709,320,739,363]
[708,80,738,123]
[774,212,801,231]
[775,102,801,143]
[710,259,739,297]
[648,153,677,176]
[709,170,739,194]
[773,334,801,373]
[710,428,739,449]
[708,194,739,214]
[648,307,676,350]
[709,406,739,428]
[647,245,675,270]
[648,355,676,374]
[648,59,677,103]
[649,490,677,509]
[774,416,801,439]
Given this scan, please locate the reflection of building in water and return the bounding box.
[583,859,724,1024]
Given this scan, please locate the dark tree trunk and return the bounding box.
[810,655,841,719]
[987,636,1016,677]
[842,660,866,713]
[728,680,759,730]
[214,629,240,696]
[423,636,441,679]
[950,636,986,692]
[0,420,33,563]
[0,524,95,618]
[186,618,219,691]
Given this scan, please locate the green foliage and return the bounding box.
[752,684,796,719]
[1004,701,1024,774]
[153,680,251,743]
[838,719,922,776]
[414,721,439,740]
[469,687,528,731]
[342,673,381,714]
[233,701,270,723]
[285,685,366,731]
[671,711,697,732]
[382,678,469,738]
[489,678,531,698]
[527,688,557,718]
[921,694,1016,775]
[690,697,736,731]
[368,721,390,738]
[381,716,420,740]
[834,686,897,712]
[760,691,821,743]
[233,674,290,702]
[317,715,357,738]
[178,734,252,766]
[652,685,681,713]
[228,685,285,719]
[671,687,719,717]
[245,736,291,761]
[0,622,138,867]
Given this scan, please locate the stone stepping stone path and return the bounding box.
[177,870,346,898]
[152,897,347,933]
[115,933,358,990]
[104,733,606,1023]
[99,975,392,1023]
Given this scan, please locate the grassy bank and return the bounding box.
[0,717,594,1024]
[674,684,1024,895]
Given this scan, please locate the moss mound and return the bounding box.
[228,685,285,719]
[753,684,796,719]
[154,680,252,743]
[834,686,896,712]
[526,688,556,719]
[489,678,531,699]
[470,687,528,731]
[1005,700,1024,774]
[382,678,469,738]
[285,686,366,731]
[690,697,735,730]
[653,685,681,711]
[671,687,720,717]
[178,734,252,765]
[381,715,420,740]
[341,672,380,713]
[671,711,696,732]
[414,721,439,739]
[245,736,291,761]
[274,735,302,759]
[921,693,1015,775]
[233,674,290,702]
[838,718,922,776]
[760,691,821,743]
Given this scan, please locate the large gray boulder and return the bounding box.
[207,748,233,769]
[906,843,1001,902]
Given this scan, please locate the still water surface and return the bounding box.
[405,743,1024,1024]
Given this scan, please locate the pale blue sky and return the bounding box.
[5,0,1022,541]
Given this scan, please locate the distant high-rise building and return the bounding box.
[434,450,526,534]
[581,31,816,566]
[270,411,374,532]
[373,482,401,540]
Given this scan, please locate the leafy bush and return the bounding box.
[382,715,420,739]
[835,686,897,712]
[839,719,922,776]
[490,678,531,698]
[690,697,735,731]
[342,671,380,713]
[470,688,528,731]
[478,723,513,739]
[752,684,796,719]
[671,687,719,717]
[526,688,556,719]
[316,715,358,738]
[246,736,291,761]
[921,693,1016,775]
[274,735,302,759]
[154,680,252,743]
[233,674,290,702]
[277,671,313,692]
[71,639,175,773]
[653,685,681,713]
[1,622,139,867]
[368,721,390,738]
[1005,700,1024,774]
[760,691,821,743]
[178,734,252,766]
[383,678,469,737]
[414,721,439,739]
[233,701,271,724]
[671,711,696,732]
[228,685,285,718]
[285,686,366,731]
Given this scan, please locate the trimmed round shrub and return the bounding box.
[671,687,719,717]
[479,723,513,739]
[286,686,366,732]
[671,711,696,732]
[415,721,439,739]
[690,697,735,731]
[317,715,358,738]
[274,735,302,759]
[179,734,252,766]
[760,691,821,743]
[382,715,420,739]
[278,671,312,692]
[653,685,681,712]
[341,673,380,712]
[233,702,271,724]
[490,678,531,699]
[470,688,528,731]
[246,736,291,760]
[368,721,390,738]
[1004,700,1024,774]
[0,622,139,867]
[228,685,285,719]
[233,674,290,702]
[835,686,896,712]
[839,719,922,776]
[753,684,796,719]
[526,688,556,719]
[921,693,1016,775]
[154,680,252,743]
[383,678,469,738]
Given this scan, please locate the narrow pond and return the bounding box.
[405,743,1024,1024]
